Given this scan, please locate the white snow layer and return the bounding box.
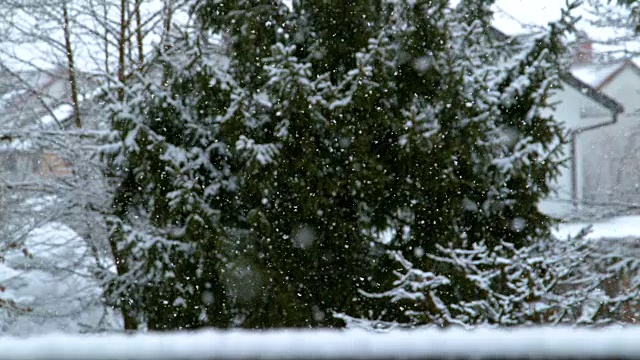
[1,327,640,359]
[570,61,626,89]
[554,215,640,240]
[39,103,75,125]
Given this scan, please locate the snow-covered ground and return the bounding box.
[0,327,639,359]
[555,215,640,240]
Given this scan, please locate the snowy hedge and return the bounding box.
[3,327,640,359]
[346,230,640,328]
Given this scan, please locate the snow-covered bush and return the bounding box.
[344,226,640,329]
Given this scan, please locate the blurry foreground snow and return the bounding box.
[0,222,117,335]
[0,327,640,359]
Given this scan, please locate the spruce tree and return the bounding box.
[342,0,577,326]
[105,0,572,330]
[193,0,387,327]
[103,29,240,330]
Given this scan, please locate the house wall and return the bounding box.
[0,151,40,182]
[600,66,640,115]
[578,114,640,206]
[577,67,640,207]
[40,151,72,177]
[0,149,71,182]
[539,81,615,217]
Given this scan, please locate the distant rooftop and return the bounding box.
[570,59,640,90]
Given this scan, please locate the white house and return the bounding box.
[562,42,640,216]
[539,70,624,218]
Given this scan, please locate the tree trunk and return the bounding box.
[118,0,127,102]
[135,0,144,67]
[113,0,138,331]
[62,0,81,128]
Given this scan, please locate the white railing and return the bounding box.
[2,327,640,359]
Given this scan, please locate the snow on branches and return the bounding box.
[350,228,640,329]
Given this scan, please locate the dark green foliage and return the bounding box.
[351,0,576,326]
[105,0,570,330]
[104,40,239,329]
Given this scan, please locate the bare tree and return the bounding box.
[0,0,188,333]
[582,0,640,59]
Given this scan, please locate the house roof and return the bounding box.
[570,61,626,89]
[489,27,624,115]
[570,58,640,92]
[0,68,101,131]
[560,72,624,115]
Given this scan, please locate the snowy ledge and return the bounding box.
[3,327,640,359]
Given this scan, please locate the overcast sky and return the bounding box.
[0,0,183,73]
[491,0,577,34]
[490,0,640,56]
